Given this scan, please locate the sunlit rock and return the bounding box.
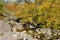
[0,20,11,33]
[14,23,23,31]
[0,32,17,40]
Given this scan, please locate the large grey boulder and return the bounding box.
[0,32,17,40]
[0,20,11,33]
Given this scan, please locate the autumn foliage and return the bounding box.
[0,0,60,29]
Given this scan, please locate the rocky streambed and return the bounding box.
[0,18,60,40]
